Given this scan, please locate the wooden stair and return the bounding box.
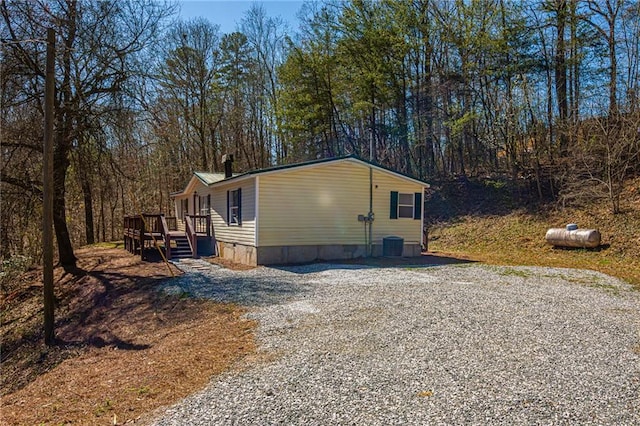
[170,234,193,259]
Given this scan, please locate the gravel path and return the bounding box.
[156,260,640,425]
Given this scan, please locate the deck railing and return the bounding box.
[146,214,164,234]
[189,215,211,236]
[124,213,211,260]
[165,216,178,232]
[123,215,144,237]
[123,213,171,259]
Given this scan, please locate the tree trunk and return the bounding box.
[424,66,435,177]
[569,0,580,124]
[53,139,77,270]
[608,19,617,116]
[397,76,411,176]
[81,176,95,245]
[53,0,78,271]
[100,187,106,242]
[110,198,117,242]
[555,0,569,154]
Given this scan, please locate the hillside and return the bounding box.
[426,177,640,287]
[0,245,255,425]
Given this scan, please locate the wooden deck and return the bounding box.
[123,214,213,260]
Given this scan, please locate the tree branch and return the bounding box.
[0,173,43,198]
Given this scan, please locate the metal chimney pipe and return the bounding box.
[222,154,234,178]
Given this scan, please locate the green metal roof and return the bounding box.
[193,172,227,185]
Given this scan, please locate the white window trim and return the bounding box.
[398,193,414,219]
[199,195,209,216]
[180,199,188,220]
[229,189,241,226]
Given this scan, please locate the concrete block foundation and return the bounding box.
[217,241,258,266]
[217,241,422,266]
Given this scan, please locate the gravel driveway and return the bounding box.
[156,260,640,425]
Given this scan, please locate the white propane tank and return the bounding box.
[545,226,601,248]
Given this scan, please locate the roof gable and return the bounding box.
[172,172,230,197]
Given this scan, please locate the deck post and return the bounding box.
[139,215,145,260]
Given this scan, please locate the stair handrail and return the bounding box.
[160,214,171,259]
[184,215,198,259]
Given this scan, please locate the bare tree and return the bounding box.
[1,0,174,270]
[559,113,639,213]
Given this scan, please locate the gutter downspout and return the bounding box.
[367,125,374,257]
[368,166,373,257]
[421,186,426,252]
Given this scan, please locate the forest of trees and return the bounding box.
[2,0,639,267]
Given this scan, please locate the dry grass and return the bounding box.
[428,180,640,288]
[0,245,256,425]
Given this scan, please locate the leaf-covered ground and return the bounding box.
[427,178,640,288]
[0,245,256,425]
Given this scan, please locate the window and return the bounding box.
[180,199,188,219]
[199,195,210,216]
[227,188,241,225]
[390,191,422,220]
[398,193,414,218]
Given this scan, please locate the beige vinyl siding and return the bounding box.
[210,179,256,246]
[258,161,423,247]
[173,179,208,232]
[173,195,186,232]
[370,171,423,244]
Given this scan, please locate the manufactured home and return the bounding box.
[169,155,429,265]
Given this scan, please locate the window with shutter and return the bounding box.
[391,191,421,219]
[414,192,422,220]
[390,191,398,219]
[228,188,242,225]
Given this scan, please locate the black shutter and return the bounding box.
[414,192,422,220]
[207,194,211,212]
[390,191,398,219]
[237,188,242,225]
[226,190,230,225]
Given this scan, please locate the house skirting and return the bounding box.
[217,241,259,266]
[216,241,422,266]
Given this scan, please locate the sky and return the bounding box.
[176,0,304,34]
